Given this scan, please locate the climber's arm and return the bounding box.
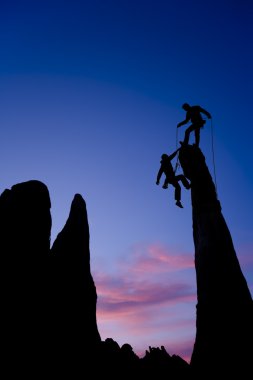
[200,107,211,119]
[168,148,179,161]
[156,167,163,185]
[177,116,190,128]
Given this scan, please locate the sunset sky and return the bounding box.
[1,0,252,362]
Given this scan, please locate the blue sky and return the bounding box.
[0,0,252,362]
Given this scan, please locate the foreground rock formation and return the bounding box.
[0,181,52,375]
[0,180,101,376]
[0,180,189,377]
[179,145,253,376]
[1,149,252,377]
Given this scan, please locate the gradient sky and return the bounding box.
[1,0,252,362]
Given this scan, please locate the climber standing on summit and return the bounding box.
[156,148,191,208]
[177,103,212,147]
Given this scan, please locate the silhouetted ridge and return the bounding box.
[179,145,253,376]
[0,181,100,377]
[0,179,51,254]
[50,192,101,372]
[0,180,191,377]
[5,172,251,377]
[0,180,52,376]
[51,193,92,263]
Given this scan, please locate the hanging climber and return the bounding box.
[177,103,212,147]
[156,148,191,208]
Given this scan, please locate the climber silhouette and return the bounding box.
[177,103,211,147]
[156,148,191,208]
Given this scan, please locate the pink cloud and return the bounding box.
[94,242,196,316]
[96,276,194,311]
[92,242,253,362]
[119,242,194,275]
[93,242,197,361]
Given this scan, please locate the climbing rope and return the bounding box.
[174,118,218,196]
[210,118,218,195]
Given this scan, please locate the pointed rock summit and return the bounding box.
[0,181,100,376]
[179,145,253,376]
[50,193,101,369]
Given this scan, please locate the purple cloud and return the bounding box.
[93,242,197,361]
[119,242,194,275]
